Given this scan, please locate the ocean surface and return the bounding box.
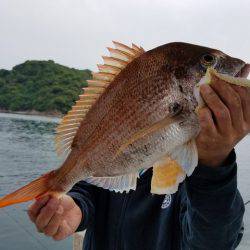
[0,112,249,250]
[0,113,71,250]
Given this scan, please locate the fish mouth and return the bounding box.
[235,63,250,78]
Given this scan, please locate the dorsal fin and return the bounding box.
[55,41,145,156]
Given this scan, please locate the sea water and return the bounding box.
[0,112,249,250]
[0,113,71,250]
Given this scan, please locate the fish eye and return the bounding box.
[200,54,216,67]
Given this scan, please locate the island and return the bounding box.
[0,60,92,117]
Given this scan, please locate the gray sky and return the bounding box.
[0,0,249,71]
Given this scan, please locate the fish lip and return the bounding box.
[235,63,250,78]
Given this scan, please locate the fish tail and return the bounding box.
[0,170,57,208]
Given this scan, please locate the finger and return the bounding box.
[211,78,243,131]
[53,220,71,241]
[35,197,60,232]
[200,84,231,133]
[231,85,250,123]
[198,107,217,135]
[27,196,50,223]
[43,205,64,237]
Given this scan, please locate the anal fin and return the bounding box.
[84,172,139,193]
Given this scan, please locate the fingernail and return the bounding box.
[56,205,64,215]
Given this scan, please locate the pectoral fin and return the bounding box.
[115,116,176,158]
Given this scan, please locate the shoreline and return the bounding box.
[0,109,63,118]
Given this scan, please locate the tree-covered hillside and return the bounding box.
[0,60,92,115]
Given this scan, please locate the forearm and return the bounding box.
[182,150,245,249]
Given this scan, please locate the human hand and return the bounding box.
[196,75,250,167]
[28,194,82,241]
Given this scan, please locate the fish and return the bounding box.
[0,41,250,208]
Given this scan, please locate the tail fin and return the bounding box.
[0,171,56,208]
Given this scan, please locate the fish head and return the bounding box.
[159,42,249,106]
[137,42,250,181]
[142,42,250,145]
[160,42,249,82]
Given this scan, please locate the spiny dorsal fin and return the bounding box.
[55,41,145,156]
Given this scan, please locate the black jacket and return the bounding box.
[68,150,245,250]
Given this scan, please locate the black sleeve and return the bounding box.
[181,150,245,250]
[67,181,96,232]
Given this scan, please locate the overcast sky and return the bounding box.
[0,0,249,71]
